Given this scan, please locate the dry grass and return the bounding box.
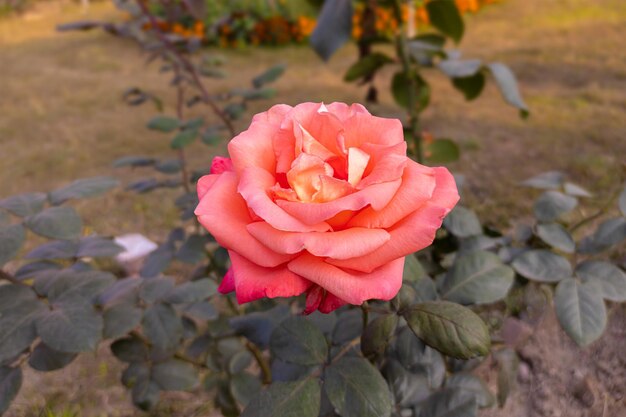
[1,0,626,415]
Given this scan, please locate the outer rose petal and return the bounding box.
[303,286,348,314]
[197,174,219,200]
[251,103,292,125]
[357,142,407,189]
[228,120,279,175]
[324,102,370,122]
[246,222,390,260]
[238,166,331,232]
[229,251,312,304]
[277,179,402,225]
[288,253,405,305]
[194,172,294,267]
[319,292,347,313]
[210,156,234,175]
[329,167,460,272]
[347,161,437,229]
[343,112,404,149]
[218,268,235,294]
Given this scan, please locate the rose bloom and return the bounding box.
[195,102,459,313]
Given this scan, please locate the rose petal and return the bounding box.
[288,253,405,305]
[229,251,312,304]
[218,268,235,294]
[210,156,234,175]
[195,172,295,267]
[246,222,390,260]
[330,167,460,272]
[238,166,331,232]
[347,161,436,229]
[228,120,279,175]
[343,112,404,148]
[325,102,370,121]
[357,142,408,189]
[251,103,293,124]
[303,286,348,314]
[277,179,402,225]
[197,174,219,200]
[348,147,370,186]
[289,103,345,156]
[312,175,354,203]
[319,291,347,313]
[287,153,334,202]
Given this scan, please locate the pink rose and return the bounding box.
[195,102,459,313]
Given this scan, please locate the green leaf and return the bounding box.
[0,366,22,414]
[103,303,143,339]
[224,103,246,120]
[426,138,460,163]
[452,72,486,100]
[0,193,47,217]
[230,305,289,350]
[487,62,529,117]
[535,223,575,253]
[228,350,253,374]
[113,155,156,168]
[241,379,320,417]
[140,277,175,303]
[147,116,180,132]
[391,327,445,388]
[361,314,398,358]
[438,59,481,78]
[76,236,123,258]
[520,171,564,189]
[0,285,46,364]
[132,379,160,411]
[324,356,392,417]
[26,240,78,260]
[252,64,286,88]
[201,127,222,146]
[37,298,103,353]
[344,53,393,82]
[554,279,606,346]
[511,250,572,283]
[382,359,430,407]
[28,343,77,371]
[152,359,199,391]
[111,335,149,363]
[392,72,430,112]
[98,277,141,307]
[184,301,218,321]
[310,0,352,61]
[533,191,577,222]
[175,234,207,264]
[593,217,626,248]
[404,301,490,359]
[446,373,495,408]
[270,317,328,365]
[140,246,174,278]
[440,251,515,305]
[165,278,217,304]
[426,0,464,43]
[495,348,518,407]
[576,261,626,302]
[619,185,626,216]
[231,373,262,408]
[154,159,182,174]
[415,388,477,417]
[0,224,25,267]
[443,206,482,238]
[49,177,119,205]
[403,253,427,283]
[25,206,82,240]
[170,129,198,149]
[142,303,183,352]
[47,270,116,303]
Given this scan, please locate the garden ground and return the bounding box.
[1,0,625,416]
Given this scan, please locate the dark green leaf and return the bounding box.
[511,250,572,283]
[446,373,494,408]
[25,240,78,260]
[103,303,143,339]
[0,286,46,364]
[0,224,25,267]
[165,278,217,304]
[426,0,464,43]
[132,379,160,411]
[344,53,393,82]
[361,314,398,358]
[49,177,119,205]
[47,270,116,303]
[252,64,286,88]
[140,246,174,278]
[25,206,82,240]
[535,223,575,253]
[0,366,22,414]
[593,217,626,248]
[230,305,289,349]
[140,277,175,303]
[391,327,445,388]
[426,138,460,164]
[201,127,222,146]
[122,362,149,388]
[324,356,392,417]
[113,155,156,168]
[184,301,218,321]
[403,254,427,283]
[147,116,179,132]
[111,335,149,362]
[242,379,320,417]
[142,303,183,352]
[0,193,47,217]
[270,317,328,365]
[382,359,430,408]
[533,191,577,222]
[487,62,528,117]
[415,387,477,417]
[14,261,62,280]
[224,103,246,120]
[452,72,486,100]
[231,373,261,408]
[154,159,182,174]
[28,343,77,371]
[152,359,199,391]
[37,298,103,353]
[182,117,204,130]
[76,236,123,258]
[520,171,564,189]
[392,71,430,112]
[443,206,482,238]
[495,348,518,407]
[555,279,606,346]
[310,0,352,60]
[332,309,363,344]
[229,350,253,374]
[576,260,626,302]
[175,234,207,264]
[170,129,198,149]
[404,301,490,359]
[98,277,141,307]
[440,251,514,305]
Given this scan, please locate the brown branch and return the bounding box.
[245,341,272,384]
[0,269,23,285]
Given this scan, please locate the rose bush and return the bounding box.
[195,102,459,313]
